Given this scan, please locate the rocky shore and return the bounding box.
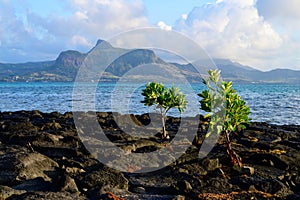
[0,111,299,200]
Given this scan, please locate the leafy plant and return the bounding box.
[141,82,187,139]
[198,70,251,167]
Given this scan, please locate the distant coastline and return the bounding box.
[1,40,300,84]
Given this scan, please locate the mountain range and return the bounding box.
[0,39,299,83]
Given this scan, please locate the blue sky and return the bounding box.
[21,0,214,25]
[143,0,214,25]
[1,0,300,71]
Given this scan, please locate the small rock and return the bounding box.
[249,153,289,170]
[32,110,43,118]
[176,180,192,193]
[13,177,53,191]
[97,112,110,119]
[65,167,85,175]
[202,158,219,171]
[172,195,185,200]
[0,185,26,199]
[178,168,189,174]
[63,112,73,119]
[132,186,146,194]
[9,191,87,200]
[42,122,62,131]
[248,185,257,192]
[0,145,59,185]
[60,175,79,193]
[203,177,233,193]
[233,166,255,175]
[255,179,293,196]
[278,175,285,181]
[78,167,128,194]
[242,166,255,175]
[271,137,282,143]
[46,133,64,142]
[52,122,62,130]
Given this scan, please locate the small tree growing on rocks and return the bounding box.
[141,82,187,139]
[198,70,251,167]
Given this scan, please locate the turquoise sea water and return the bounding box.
[0,82,299,125]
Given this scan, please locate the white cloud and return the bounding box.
[256,0,300,70]
[74,11,88,20]
[257,0,300,21]
[0,0,150,62]
[157,21,172,31]
[66,0,149,35]
[71,35,92,47]
[175,0,287,70]
[72,0,87,6]
[1,0,300,70]
[181,14,188,20]
[0,1,43,62]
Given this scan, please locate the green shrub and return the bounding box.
[198,70,251,166]
[141,82,187,139]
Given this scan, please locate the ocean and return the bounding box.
[0,82,299,125]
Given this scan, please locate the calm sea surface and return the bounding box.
[0,82,299,125]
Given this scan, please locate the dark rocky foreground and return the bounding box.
[0,111,299,200]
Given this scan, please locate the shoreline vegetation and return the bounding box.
[0,110,299,199]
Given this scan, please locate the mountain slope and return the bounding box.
[49,50,87,78]
[0,61,55,81]
[0,40,299,83]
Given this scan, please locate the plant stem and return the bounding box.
[162,115,167,138]
[225,131,242,167]
[160,106,167,138]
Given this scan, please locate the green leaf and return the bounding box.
[141,82,188,138]
[198,69,251,137]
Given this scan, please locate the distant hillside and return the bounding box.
[0,39,299,83]
[217,62,300,83]
[0,61,54,81]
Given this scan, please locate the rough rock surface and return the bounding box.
[0,111,299,199]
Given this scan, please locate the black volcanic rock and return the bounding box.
[0,111,299,199]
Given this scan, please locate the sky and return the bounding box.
[0,0,300,71]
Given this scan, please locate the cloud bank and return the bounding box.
[174,0,289,70]
[0,0,150,62]
[0,0,300,70]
